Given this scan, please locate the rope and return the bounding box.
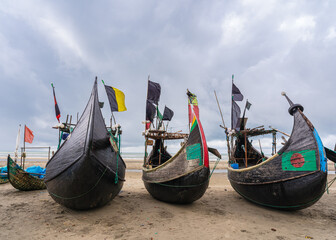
[115,151,119,184]
[154,157,221,188]
[57,131,63,150]
[109,131,120,184]
[326,176,336,194]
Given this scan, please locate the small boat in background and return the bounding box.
[7,155,46,191]
[45,78,126,210]
[0,166,8,184]
[7,125,46,191]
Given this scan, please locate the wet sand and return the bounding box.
[0,160,335,240]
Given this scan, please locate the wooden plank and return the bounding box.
[144,131,188,140]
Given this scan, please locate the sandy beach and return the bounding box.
[0,160,335,240]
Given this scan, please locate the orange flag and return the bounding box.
[24,126,34,144]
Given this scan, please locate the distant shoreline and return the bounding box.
[1,157,335,173]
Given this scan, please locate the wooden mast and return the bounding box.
[230,75,234,162]
[244,132,248,168]
[22,125,26,169]
[144,75,150,167]
[214,90,231,160]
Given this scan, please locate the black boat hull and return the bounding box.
[143,167,210,204]
[46,151,125,210]
[229,170,327,210]
[45,79,126,210]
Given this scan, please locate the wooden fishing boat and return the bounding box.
[0,178,8,184]
[44,79,126,210]
[7,155,46,191]
[227,92,328,210]
[0,165,8,184]
[142,88,211,203]
[0,172,9,184]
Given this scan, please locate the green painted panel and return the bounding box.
[282,149,317,171]
[186,143,202,165]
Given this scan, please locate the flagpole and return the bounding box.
[15,124,21,163]
[187,89,191,132]
[242,99,248,121]
[23,125,26,169]
[102,79,117,125]
[214,90,231,160]
[144,75,150,166]
[231,74,234,130]
[240,99,248,130]
[230,75,234,162]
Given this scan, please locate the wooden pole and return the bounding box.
[258,139,264,158]
[23,125,26,169]
[144,137,148,167]
[214,90,231,160]
[334,144,336,171]
[111,113,116,125]
[144,76,150,167]
[244,132,248,168]
[230,75,234,162]
[187,89,190,132]
[269,126,290,137]
[159,140,162,165]
[272,132,277,155]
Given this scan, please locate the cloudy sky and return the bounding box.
[1,0,336,155]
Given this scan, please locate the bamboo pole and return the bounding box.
[269,126,290,137]
[244,132,248,168]
[144,76,150,167]
[159,140,162,165]
[272,132,277,155]
[23,125,26,169]
[214,90,231,161]
[258,139,264,158]
[144,137,148,167]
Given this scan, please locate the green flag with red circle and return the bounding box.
[282,149,317,171]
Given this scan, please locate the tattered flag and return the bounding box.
[232,83,244,101]
[162,106,174,121]
[52,83,61,122]
[146,100,156,123]
[147,80,161,105]
[246,100,252,110]
[232,100,241,131]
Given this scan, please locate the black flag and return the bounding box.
[147,80,161,105]
[146,100,156,122]
[232,100,241,130]
[162,106,174,121]
[246,100,252,110]
[232,83,244,101]
[51,83,61,123]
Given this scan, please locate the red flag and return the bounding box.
[24,126,34,144]
[52,83,61,122]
